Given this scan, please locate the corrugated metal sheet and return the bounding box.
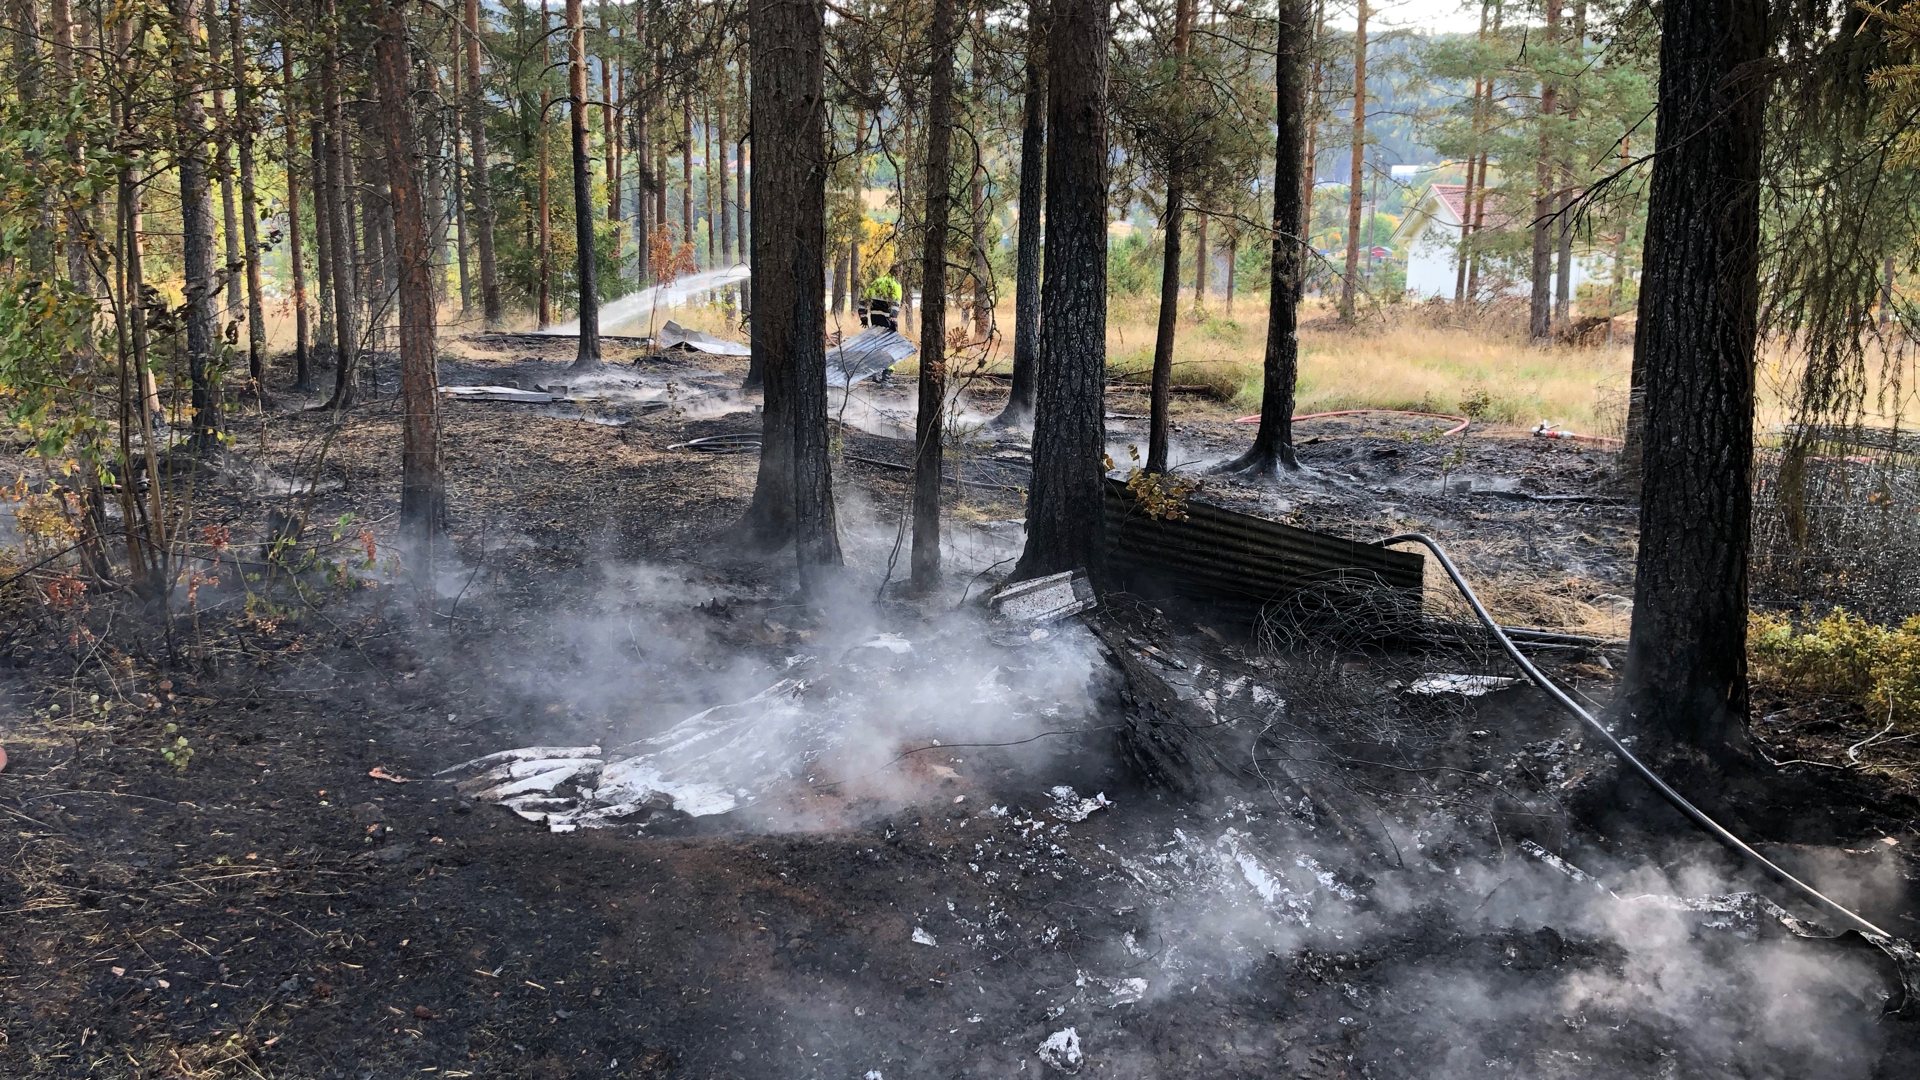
[657,320,752,357]
[1103,478,1422,618]
[828,327,918,387]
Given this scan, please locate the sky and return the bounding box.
[1324,0,1487,34]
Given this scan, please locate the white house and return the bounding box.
[1394,183,1605,302]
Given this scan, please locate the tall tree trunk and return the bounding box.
[1226,0,1306,476]
[174,0,224,449]
[12,0,52,276]
[1618,0,1767,768]
[1193,215,1208,306]
[996,0,1047,427]
[912,0,959,588]
[569,0,602,368]
[451,48,473,312]
[1300,0,1323,242]
[631,0,650,280]
[741,0,842,586]
[654,40,667,240]
[1529,2,1560,343]
[1455,1,1490,303]
[1338,0,1366,324]
[229,0,269,385]
[718,67,732,264]
[51,0,90,300]
[371,0,444,554]
[1015,0,1108,581]
[736,58,749,259]
[831,243,848,314]
[208,0,244,325]
[423,58,452,307]
[703,101,717,267]
[681,93,695,260]
[312,122,337,358]
[1147,0,1195,475]
[1553,0,1586,329]
[1225,234,1235,316]
[537,0,554,328]
[464,0,503,325]
[284,40,313,387]
[604,10,621,227]
[319,7,361,410]
[968,5,992,340]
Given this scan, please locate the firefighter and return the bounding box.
[861,268,904,331]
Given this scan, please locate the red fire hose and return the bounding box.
[1232,408,1473,437]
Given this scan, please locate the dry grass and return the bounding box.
[1098,295,1634,432]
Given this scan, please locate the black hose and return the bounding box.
[1378,531,1894,941]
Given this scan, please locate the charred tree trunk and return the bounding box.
[1224,0,1308,477]
[319,11,361,410]
[741,0,842,586]
[968,6,992,341]
[1616,0,1767,768]
[681,93,695,261]
[1014,0,1108,581]
[1146,0,1195,476]
[537,0,554,329]
[1337,0,1366,324]
[996,0,1047,428]
[312,122,337,358]
[371,0,444,553]
[463,0,503,325]
[284,41,313,387]
[736,59,749,273]
[451,51,473,312]
[912,0,959,588]
[208,0,244,326]
[229,0,268,385]
[1193,215,1208,306]
[568,0,602,369]
[1529,3,1560,343]
[718,69,732,264]
[174,0,224,449]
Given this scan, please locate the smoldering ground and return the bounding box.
[418,519,1916,1079]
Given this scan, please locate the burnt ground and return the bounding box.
[3,335,1918,1079]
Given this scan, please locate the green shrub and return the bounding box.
[1750,609,1920,729]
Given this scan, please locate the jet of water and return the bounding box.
[543,263,752,336]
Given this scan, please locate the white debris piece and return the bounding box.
[1408,672,1521,697]
[1046,786,1112,823]
[1038,1027,1083,1073]
[989,571,1097,624]
[912,927,938,946]
[858,633,914,654]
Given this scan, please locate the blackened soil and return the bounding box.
[3,341,1917,1079]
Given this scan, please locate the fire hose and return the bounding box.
[1378,531,1896,943]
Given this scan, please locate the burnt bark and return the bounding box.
[229,0,268,385]
[1146,0,1196,476]
[1224,0,1307,478]
[1337,0,1366,324]
[318,8,361,410]
[1616,0,1768,767]
[1528,3,1560,343]
[568,0,601,369]
[174,0,224,450]
[740,0,842,587]
[912,0,959,588]
[464,0,503,326]
[370,0,444,552]
[284,41,313,388]
[995,0,1047,428]
[1014,0,1108,582]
